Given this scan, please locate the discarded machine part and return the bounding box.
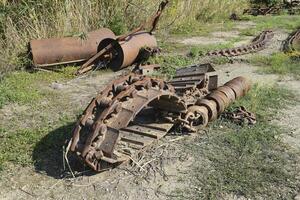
[283,28,300,53]
[69,74,186,171]
[135,64,160,75]
[206,30,274,57]
[29,28,116,67]
[68,63,251,172]
[223,106,256,125]
[168,63,218,105]
[184,76,251,131]
[98,31,158,71]
[76,1,168,75]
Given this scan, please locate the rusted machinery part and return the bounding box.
[98,31,158,71]
[216,86,236,104]
[76,1,167,75]
[70,74,186,171]
[283,28,300,53]
[184,106,209,131]
[76,31,158,75]
[195,99,218,121]
[184,76,251,131]
[206,91,227,113]
[29,28,116,67]
[168,63,218,106]
[223,106,256,125]
[228,77,251,96]
[69,73,252,171]
[206,30,274,57]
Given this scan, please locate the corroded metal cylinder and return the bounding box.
[98,31,158,71]
[29,28,116,67]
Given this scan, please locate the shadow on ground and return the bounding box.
[32,122,88,178]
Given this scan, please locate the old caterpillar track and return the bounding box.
[206,30,274,57]
[283,28,300,53]
[69,74,187,171]
[69,64,251,172]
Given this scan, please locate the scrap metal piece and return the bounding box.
[98,32,158,71]
[168,63,218,105]
[68,68,252,172]
[206,30,274,57]
[70,73,186,171]
[76,1,168,75]
[184,106,209,131]
[223,106,256,125]
[29,28,116,67]
[195,99,218,121]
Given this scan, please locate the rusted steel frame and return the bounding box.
[169,63,218,90]
[29,28,116,67]
[206,30,274,57]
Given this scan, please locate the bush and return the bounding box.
[0,0,248,76]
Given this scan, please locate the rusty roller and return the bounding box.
[29,28,116,67]
[97,31,158,71]
[216,86,236,104]
[206,91,228,113]
[185,106,209,130]
[225,77,251,98]
[195,99,218,121]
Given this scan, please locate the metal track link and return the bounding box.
[70,74,186,171]
[206,30,274,57]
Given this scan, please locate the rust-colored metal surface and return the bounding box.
[206,30,274,57]
[223,106,256,125]
[69,74,186,171]
[68,61,252,172]
[75,1,168,75]
[29,28,116,67]
[98,32,158,71]
[168,63,218,105]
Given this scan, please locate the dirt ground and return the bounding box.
[0,20,299,200]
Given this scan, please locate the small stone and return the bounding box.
[50,82,64,90]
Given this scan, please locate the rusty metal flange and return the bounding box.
[216,86,236,104]
[206,92,226,114]
[195,99,218,121]
[224,82,244,99]
[185,106,209,131]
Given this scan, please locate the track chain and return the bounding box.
[70,74,187,171]
[206,30,274,57]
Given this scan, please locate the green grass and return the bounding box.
[249,53,300,79]
[0,116,74,172]
[175,84,300,199]
[150,54,196,78]
[0,67,76,108]
[239,15,300,36]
